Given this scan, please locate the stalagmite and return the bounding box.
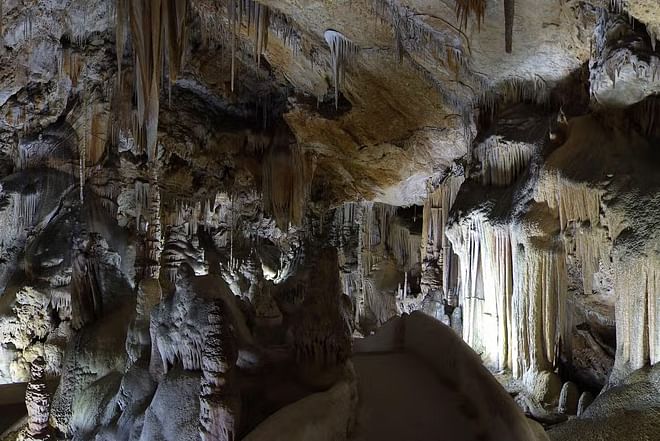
[199,302,239,441]
[70,236,103,329]
[145,166,163,279]
[22,357,52,440]
[324,29,358,109]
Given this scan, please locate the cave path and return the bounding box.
[350,351,479,441]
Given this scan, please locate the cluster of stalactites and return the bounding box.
[510,229,569,377]
[324,29,359,109]
[614,256,660,377]
[446,216,569,377]
[474,137,534,186]
[220,0,303,95]
[477,76,549,116]
[534,169,603,232]
[455,0,487,30]
[115,0,188,160]
[454,0,514,53]
[447,217,514,371]
[361,202,397,274]
[369,0,468,72]
[166,193,222,238]
[420,175,464,296]
[387,220,421,271]
[262,143,314,229]
[589,9,660,101]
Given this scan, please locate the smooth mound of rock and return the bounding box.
[577,391,594,416]
[242,378,356,441]
[528,371,562,408]
[558,382,579,415]
[549,364,660,441]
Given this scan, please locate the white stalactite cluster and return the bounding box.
[447,215,569,378]
[324,29,359,108]
[420,175,464,298]
[614,257,660,376]
[474,137,534,186]
[387,220,421,271]
[535,169,602,231]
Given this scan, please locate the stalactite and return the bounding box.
[447,215,569,378]
[613,256,660,378]
[535,169,602,231]
[504,0,514,53]
[262,141,314,229]
[118,0,188,159]
[386,220,421,271]
[474,137,534,186]
[116,0,128,84]
[324,29,358,109]
[455,0,486,30]
[70,237,103,330]
[253,1,270,65]
[420,175,464,297]
[79,95,88,203]
[134,180,150,230]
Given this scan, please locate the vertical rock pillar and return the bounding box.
[199,302,239,441]
[23,357,51,440]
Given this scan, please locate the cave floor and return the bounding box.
[350,352,479,441]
